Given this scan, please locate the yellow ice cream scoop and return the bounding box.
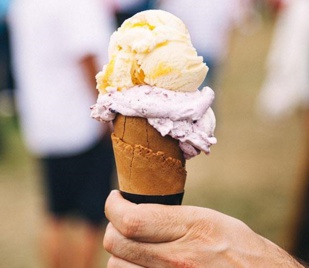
[96,9,208,93]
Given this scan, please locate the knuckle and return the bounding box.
[121,211,143,238]
[103,227,115,253]
[163,254,197,268]
[106,256,118,267]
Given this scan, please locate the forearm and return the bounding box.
[79,54,98,97]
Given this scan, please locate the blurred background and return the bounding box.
[1,0,309,267]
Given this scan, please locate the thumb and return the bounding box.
[105,190,199,243]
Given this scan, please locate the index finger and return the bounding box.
[104,190,194,242]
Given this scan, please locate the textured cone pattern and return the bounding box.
[112,115,186,195]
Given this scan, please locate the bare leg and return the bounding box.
[40,215,104,268]
[39,215,64,268]
[67,220,104,268]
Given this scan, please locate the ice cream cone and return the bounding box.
[112,114,187,204]
[91,11,217,204]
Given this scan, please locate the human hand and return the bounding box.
[104,190,303,268]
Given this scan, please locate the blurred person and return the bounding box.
[289,111,309,263]
[256,0,309,119]
[103,190,305,267]
[0,0,14,156]
[113,0,155,27]
[266,0,289,16]
[158,0,251,90]
[8,0,116,267]
[255,0,309,263]
[0,0,14,92]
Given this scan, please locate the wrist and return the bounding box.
[260,238,305,268]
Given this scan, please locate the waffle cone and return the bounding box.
[112,115,186,195]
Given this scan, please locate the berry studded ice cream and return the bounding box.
[91,85,216,159]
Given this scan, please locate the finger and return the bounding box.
[105,190,194,242]
[107,255,145,268]
[104,223,174,268]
